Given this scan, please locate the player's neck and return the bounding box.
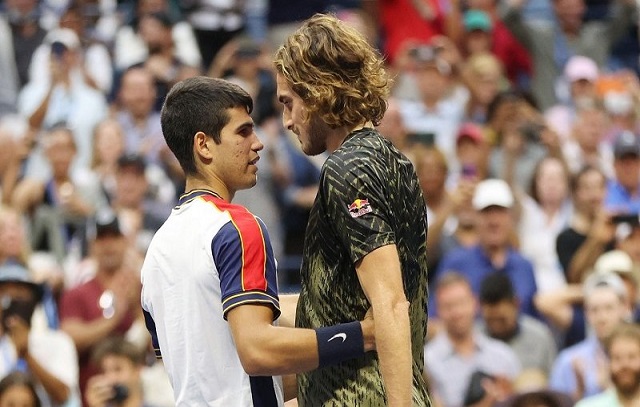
[326,121,373,153]
[185,176,232,202]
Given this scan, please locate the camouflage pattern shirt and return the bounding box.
[296,128,431,406]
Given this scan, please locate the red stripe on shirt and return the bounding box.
[200,195,268,291]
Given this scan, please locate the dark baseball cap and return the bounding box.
[92,210,123,239]
[613,130,640,159]
[117,153,146,174]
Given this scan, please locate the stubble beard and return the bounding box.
[613,368,640,398]
[301,115,330,156]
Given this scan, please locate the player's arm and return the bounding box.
[226,303,374,376]
[355,244,412,407]
[277,294,299,328]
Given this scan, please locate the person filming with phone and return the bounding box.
[86,338,157,407]
[0,262,79,406]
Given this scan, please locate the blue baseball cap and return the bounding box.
[464,10,492,32]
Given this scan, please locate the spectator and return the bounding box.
[29,5,113,94]
[4,0,47,88]
[268,129,321,289]
[605,130,640,215]
[399,42,466,162]
[11,126,107,264]
[461,53,508,124]
[0,262,79,406]
[376,97,412,155]
[208,38,277,122]
[114,0,201,71]
[130,12,201,110]
[377,0,448,65]
[181,0,244,70]
[0,116,32,205]
[478,271,558,375]
[545,56,599,141]
[88,119,126,204]
[593,250,639,320]
[17,28,108,173]
[452,122,489,185]
[0,372,41,407]
[425,272,521,407]
[600,71,640,142]
[433,179,538,318]
[575,323,640,406]
[86,338,158,407]
[459,8,532,87]
[549,272,630,400]
[413,145,477,274]
[111,154,168,254]
[0,206,62,332]
[60,213,141,405]
[0,16,20,117]
[518,157,572,292]
[563,107,614,178]
[487,105,551,192]
[115,67,165,165]
[556,166,615,284]
[502,0,635,109]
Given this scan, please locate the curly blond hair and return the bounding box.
[274,14,390,128]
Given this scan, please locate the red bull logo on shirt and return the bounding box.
[347,198,372,218]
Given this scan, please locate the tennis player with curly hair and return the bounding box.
[275,14,431,407]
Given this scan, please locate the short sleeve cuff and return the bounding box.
[222,290,281,321]
[351,232,396,264]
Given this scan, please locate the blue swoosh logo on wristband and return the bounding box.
[328,333,347,342]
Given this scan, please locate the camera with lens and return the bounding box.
[1,296,36,331]
[409,45,442,64]
[517,121,545,142]
[109,383,129,404]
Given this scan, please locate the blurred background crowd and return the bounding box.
[0,0,640,406]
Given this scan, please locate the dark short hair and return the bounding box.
[479,271,516,304]
[160,77,253,176]
[92,337,145,366]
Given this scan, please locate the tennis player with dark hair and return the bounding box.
[140,76,374,406]
[275,14,431,406]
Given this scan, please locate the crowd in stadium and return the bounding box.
[0,0,640,406]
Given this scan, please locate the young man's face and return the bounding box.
[210,106,263,193]
[585,287,627,341]
[437,281,477,339]
[276,73,331,156]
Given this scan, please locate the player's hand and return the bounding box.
[361,307,375,351]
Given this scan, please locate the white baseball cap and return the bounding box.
[594,250,634,276]
[472,179,514,211]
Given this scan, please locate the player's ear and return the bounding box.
[193,131,214,161]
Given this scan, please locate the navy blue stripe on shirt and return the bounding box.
[250,376,279,407]
[143,309,162,359]
[222,290,280,320]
